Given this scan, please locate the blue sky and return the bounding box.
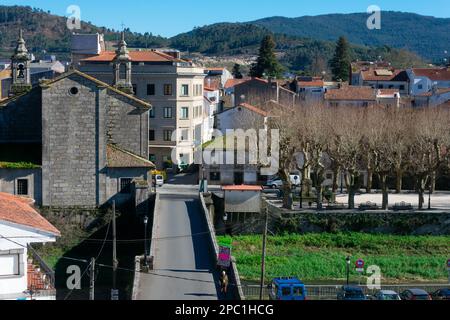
[2,0,450,37]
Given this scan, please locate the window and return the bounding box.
[164,107,173,119]
[120,178,133,194]
[149,154,156,163]
[210,172,221,181]
[164,84,173,96]
[293,286,304,297]
[180,129,189,141]
[378,84,384,89]
[180,107,189,119]
[181,84,189,96]
[147,84,155,96]
[326,173,333,180]
[399,85,405,91]
[194,84,203,96]
[17,179,28,196]
[149,107,155,119]
[163,130,173,141]
[149,130,155,141]
[69,87,79,95]
[0,254,20,276]
[281,287,291,296]
[418,84,423,90]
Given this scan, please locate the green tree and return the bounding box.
[330,36,351,82]
[250,35,283,78]
[232,63,243,79]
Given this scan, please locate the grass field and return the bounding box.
[217,233,450,283]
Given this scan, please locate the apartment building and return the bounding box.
[75,34,206,169]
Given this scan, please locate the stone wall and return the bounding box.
[267,201,450,236]
[107,91,149,159]
[0,88,42,143]
[41,74,101,207]
[41,73,150,207]
[0,168,42,205]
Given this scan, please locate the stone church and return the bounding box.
[0,31,154,208]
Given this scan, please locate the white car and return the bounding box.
[266,175,300,189]
[155,175,164,187]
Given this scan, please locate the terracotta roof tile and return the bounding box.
[298,80,324,87]
[361,68,408,81]
[81,50,185,63]
[412,68,450,81]
[325,86,376,101]
[224,78,251,89]
[0,193,60,235]
[222,185,263,191]
[239,103,269,117]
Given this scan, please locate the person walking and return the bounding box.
[220,270,229,296]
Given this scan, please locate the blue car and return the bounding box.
[268,277,307,300]
[337,286,367,300]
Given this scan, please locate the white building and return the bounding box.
[407,67,450,96]
[0,193,60,300]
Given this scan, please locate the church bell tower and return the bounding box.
[113,32,133,94]
[10,29,32,95]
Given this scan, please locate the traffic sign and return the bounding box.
[355,259,365,273]
[356,259,365,268]
[111,289,119,301]
[218,246,232,268]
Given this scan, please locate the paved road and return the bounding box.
[135,185,220,300]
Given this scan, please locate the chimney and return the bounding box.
[163,50,181,60]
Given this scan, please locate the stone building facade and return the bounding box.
[75,36,206,169]
[0,32,154,208]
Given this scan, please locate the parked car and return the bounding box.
[337,286,367,300]
[400,289,432,300]
[431,289,450,300]
[373,290,401,300]
[266,175,301,189]
[154,175,164,187]
[268,277,307,301]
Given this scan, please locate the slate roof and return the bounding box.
[0,193,60,236]
[106,144,155,168]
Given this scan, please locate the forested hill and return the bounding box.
[0,5,168,58]
[252,12,450,61]
[0,6,429,73]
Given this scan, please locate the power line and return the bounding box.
[63,218,112,301]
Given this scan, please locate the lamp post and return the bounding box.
[346,256,351,285]
[143,216,149,267]
[428,179,432,210]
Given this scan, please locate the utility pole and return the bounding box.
[112,201,119,300]
[89,257,95,301]
[259,207,269,300]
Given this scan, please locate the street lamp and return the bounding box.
[346,256,351,285]
[143,216,149,267]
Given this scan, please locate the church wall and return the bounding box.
[0,88,42,143]
[41,74,102,207]
[106,91,149,159]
